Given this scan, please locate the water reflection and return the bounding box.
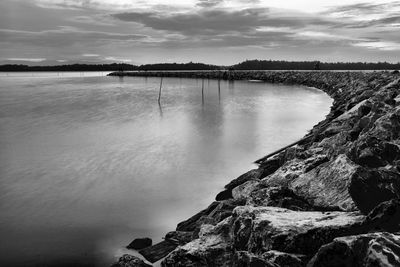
[0,74,332,267]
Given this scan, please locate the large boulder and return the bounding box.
[290,154,359,211]
[349,169,400,214]
[261,154,360,211]
[231,206,365,256]
[308,232,400,267]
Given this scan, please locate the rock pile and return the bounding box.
[110,71,400,266]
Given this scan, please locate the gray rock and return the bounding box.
[162,218,233,267]
[231,206,365,255]
[111,254,152,267]
[233,251,277,267]
[262,250,304,267]
[308,232,400,267]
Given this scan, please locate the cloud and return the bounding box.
[0,27,148,47]
[5,57,47,62]
[112,8,340,36]
[353,40,400,51]
[196,0,224,8]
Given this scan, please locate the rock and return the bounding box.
[233,251,277,267]
[289,154,359,211]
[111,254,151,267]
[247,186,314,211]
[225,169,264,191]
[349,169,400,214]
[262,154,359,211]
[139,240,178,263]
[176,201,220,231]
[165,231,194,245]
[308,232,400,267]
[262,250,304,267]
[215,189,232,201]
[127,238,152,250]
[162,218,233,267]
[232,180,260,200]
[232,206,365,255]
[362,198,400,232]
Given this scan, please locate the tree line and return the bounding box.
[1,60,399,71]
[232,60,400,70]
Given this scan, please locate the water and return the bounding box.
[0,72,332,266]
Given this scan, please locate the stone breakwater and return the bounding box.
[109,71,400,267]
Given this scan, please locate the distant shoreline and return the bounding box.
[1,59,399,72]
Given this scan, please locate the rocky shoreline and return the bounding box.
[109,71,400,267]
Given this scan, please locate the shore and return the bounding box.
[109,71,400,267]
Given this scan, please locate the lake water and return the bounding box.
[0,72,332,266]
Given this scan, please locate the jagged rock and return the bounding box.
[290,154,359,211]
[232,206,365,255]
[165,231,194,245]
[262,250,304,267]
[127,238,152,250]
[349,168,400,214]
[111,254,151,267]
[307,232,400,267]
[233,251,277,267]
[225,169,264,191]
[261,154,359,211]
[162,218,233,267]
[362,199,400,232]
[232,180,260,200]
[247,186,314,211]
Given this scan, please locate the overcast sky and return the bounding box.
[1,0,399,65]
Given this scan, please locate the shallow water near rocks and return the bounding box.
[0,72,332,266]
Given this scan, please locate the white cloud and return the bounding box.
[104,56,131,62]
[6,57,46,62]
[82,53,100,57]
[353,41,400,51]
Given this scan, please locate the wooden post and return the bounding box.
[201,78,204,104]
[218,79,221,103]
[158,77,163,104]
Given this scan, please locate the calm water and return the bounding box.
[0,72,332,266]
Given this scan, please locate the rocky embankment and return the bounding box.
[110,71,400,267]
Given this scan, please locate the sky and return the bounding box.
[0,0,400,65]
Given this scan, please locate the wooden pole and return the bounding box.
[201,78,204,104]
[158,77,163,104]
[218,79,221,103]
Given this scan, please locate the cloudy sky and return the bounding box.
[1,0,400,65]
